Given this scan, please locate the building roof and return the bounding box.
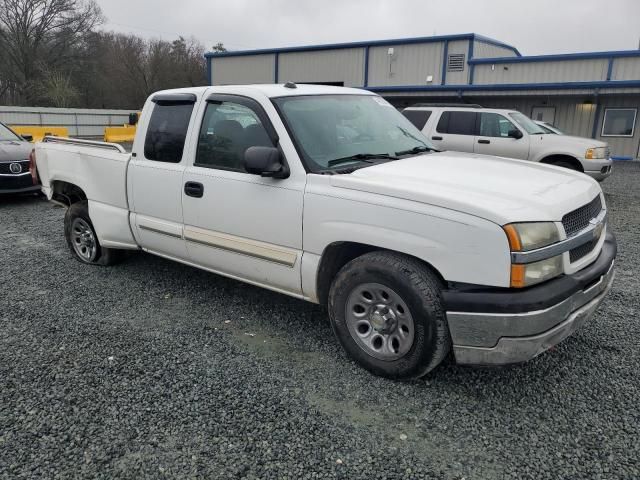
[205,33,521,58]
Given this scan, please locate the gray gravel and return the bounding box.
[1,163,639,480]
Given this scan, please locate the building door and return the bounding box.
[531,106,556,124]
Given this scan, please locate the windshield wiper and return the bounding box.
[395,145,439,156]
[327,153,398,167]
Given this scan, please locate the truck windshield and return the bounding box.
[272,94,435,171]
[509,112,547,135]
[0,124,21,142]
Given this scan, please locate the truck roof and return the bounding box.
[153,84,376,99]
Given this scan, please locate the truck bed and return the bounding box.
[35,136,137,249]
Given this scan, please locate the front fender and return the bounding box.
[303,191,512,292]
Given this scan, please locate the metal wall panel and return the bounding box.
[278,48,364,86]
[611,57,640,81]
[367,42,444,87]
[211,54,276,85]
[0,106,133,138]
[473,41,518,59]
[473,59,609,85]
[444,40,470,85]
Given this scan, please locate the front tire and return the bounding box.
[328,251,451,380]
[64,201,124,266]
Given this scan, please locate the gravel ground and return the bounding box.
[1,163,639,480]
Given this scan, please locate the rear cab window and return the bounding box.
[436,111,477,135]
[144,95,196,163]
[402,110,432,130]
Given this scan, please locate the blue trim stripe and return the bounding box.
[467,39,475,85]
[204,33,519,58]
[363,46,370,87]
[366,79,640,93]
[611,156,634,161]
[470,49,640,65]
[591,102,602,139]
[441,40,449,85]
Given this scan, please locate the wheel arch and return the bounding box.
[51,180,88,206]
[539,154,584,172]
[315,241,447,307]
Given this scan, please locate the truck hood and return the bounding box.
[0,141,32,162]
[330,151,602,225]
[534,133,608,151]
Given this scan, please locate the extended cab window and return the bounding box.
[196,100,275,171]
[479,112,518,137]
[402,110,432,130]
[436,111,477,135]
[144,102,194,163]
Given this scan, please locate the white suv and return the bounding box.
[402,105,612,181]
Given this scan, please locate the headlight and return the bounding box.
[503,222,561,251]
[585,147,606,159]
[510,256,563,288]
[503,222,563,288]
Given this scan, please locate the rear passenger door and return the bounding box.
[128,93,197,261]
[474,112,530,160]
[429,110,477,153]
[181,94,305,295]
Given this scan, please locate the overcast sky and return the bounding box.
[98,0,639,56]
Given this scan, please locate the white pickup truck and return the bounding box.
[35,84,616,379]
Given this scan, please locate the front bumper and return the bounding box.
[0,173,39,194]
[584,159,613,181]
[445,232,617,366]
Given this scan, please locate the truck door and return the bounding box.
[181,94,304,295]
[474,112,530,160]
[128,94,197,260]
[429,110,477,153]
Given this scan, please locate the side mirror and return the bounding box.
[244,146,289,179]
[508,129,523,139]
[128,113,139,126]
[21,134,33,142]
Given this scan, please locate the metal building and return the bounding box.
[205,33,640,160]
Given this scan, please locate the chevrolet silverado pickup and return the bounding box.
[34,84,616,379]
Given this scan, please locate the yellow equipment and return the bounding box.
[11,126,69,142]
[103,111,141,143]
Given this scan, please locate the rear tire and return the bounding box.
[328,251,451,380]
[64,201,125,266]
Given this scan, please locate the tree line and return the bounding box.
[0,0,225,109]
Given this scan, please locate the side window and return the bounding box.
[402,110,432,130]
[436,111,477,135]
[195,100,275,171]
[479,112,518,137]
[144,102,194,163]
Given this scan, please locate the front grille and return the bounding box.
[0,173,34,190]
[569,238,599,263]
[562,195,602,237]
[0,160,29,175]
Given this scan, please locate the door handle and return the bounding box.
[432,136,443,141]
[184,181,204,198]
[478,139,491,144]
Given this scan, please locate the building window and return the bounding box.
[601,108,637,137]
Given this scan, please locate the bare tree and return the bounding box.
[0,0,103,105]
